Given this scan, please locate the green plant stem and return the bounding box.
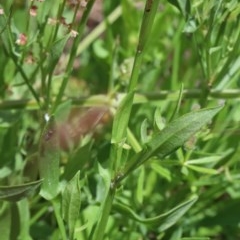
[171,19,185,89]
[1,89,239,110]
[109,0,160,175]
[44,0,67,109]
[45,0,70,110]
[51,0,67,45]
[90,188,116,240]
[91,2,161,239]
[52,0,96,113]
[127,128,142,153]
[128,0,160,92]
[11,54,41,108]
[29,205,49,225]
[52,199,68,240]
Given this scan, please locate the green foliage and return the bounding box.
[0,0,240,239]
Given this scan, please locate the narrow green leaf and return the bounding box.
[151,163,172,182]
[169,227,182,240]
[186,165,218,175]
[0,180,42,202]
[181,238,210,240]
[147,106,223,159]
[169,83,184,121]
[158,197,197,231]
[154,108,165,131]
[186,156,221,165]
[120,106,223,183]
[96,163,111,202]
[39,117,60,200]
[111,91,134,144]
[110,91,134,170]
[62,171,81,240]
[114,196,198,230]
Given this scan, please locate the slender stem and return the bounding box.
[90,188,115,240]
[53,0,96,113]
[29,205,49,225]
[45,0,68,110]
[1,89,239,110]
[128,0,160,92]
[52,199,68,240]
[11,54,41,108]
[51,0,67,44]
[171,20,184,89]
[4,10,42,108]
[127,128,142,153]
[90,1,161,240]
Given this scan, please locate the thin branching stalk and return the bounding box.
[1,89,239,110]
[53,0,97,113]
[51,0,68,42]
[76,6,122,55]
[128,0,161,92]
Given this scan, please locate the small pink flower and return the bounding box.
[0,8,4,15]
[30,5,38,16]
[70,29,78,38]
[16,33,27,46]
[80,0,87,8]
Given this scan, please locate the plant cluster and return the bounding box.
[0,0,239,239]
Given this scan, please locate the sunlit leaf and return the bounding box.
[186,165,218,175]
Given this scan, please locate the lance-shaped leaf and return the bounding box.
[39,116,60,200]
[119,106,223,182]
[62,171,81,240]
[111,92,134,144]
[114,196,198,230]
[0,180,42,202]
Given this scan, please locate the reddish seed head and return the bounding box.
[16,33,27,46]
